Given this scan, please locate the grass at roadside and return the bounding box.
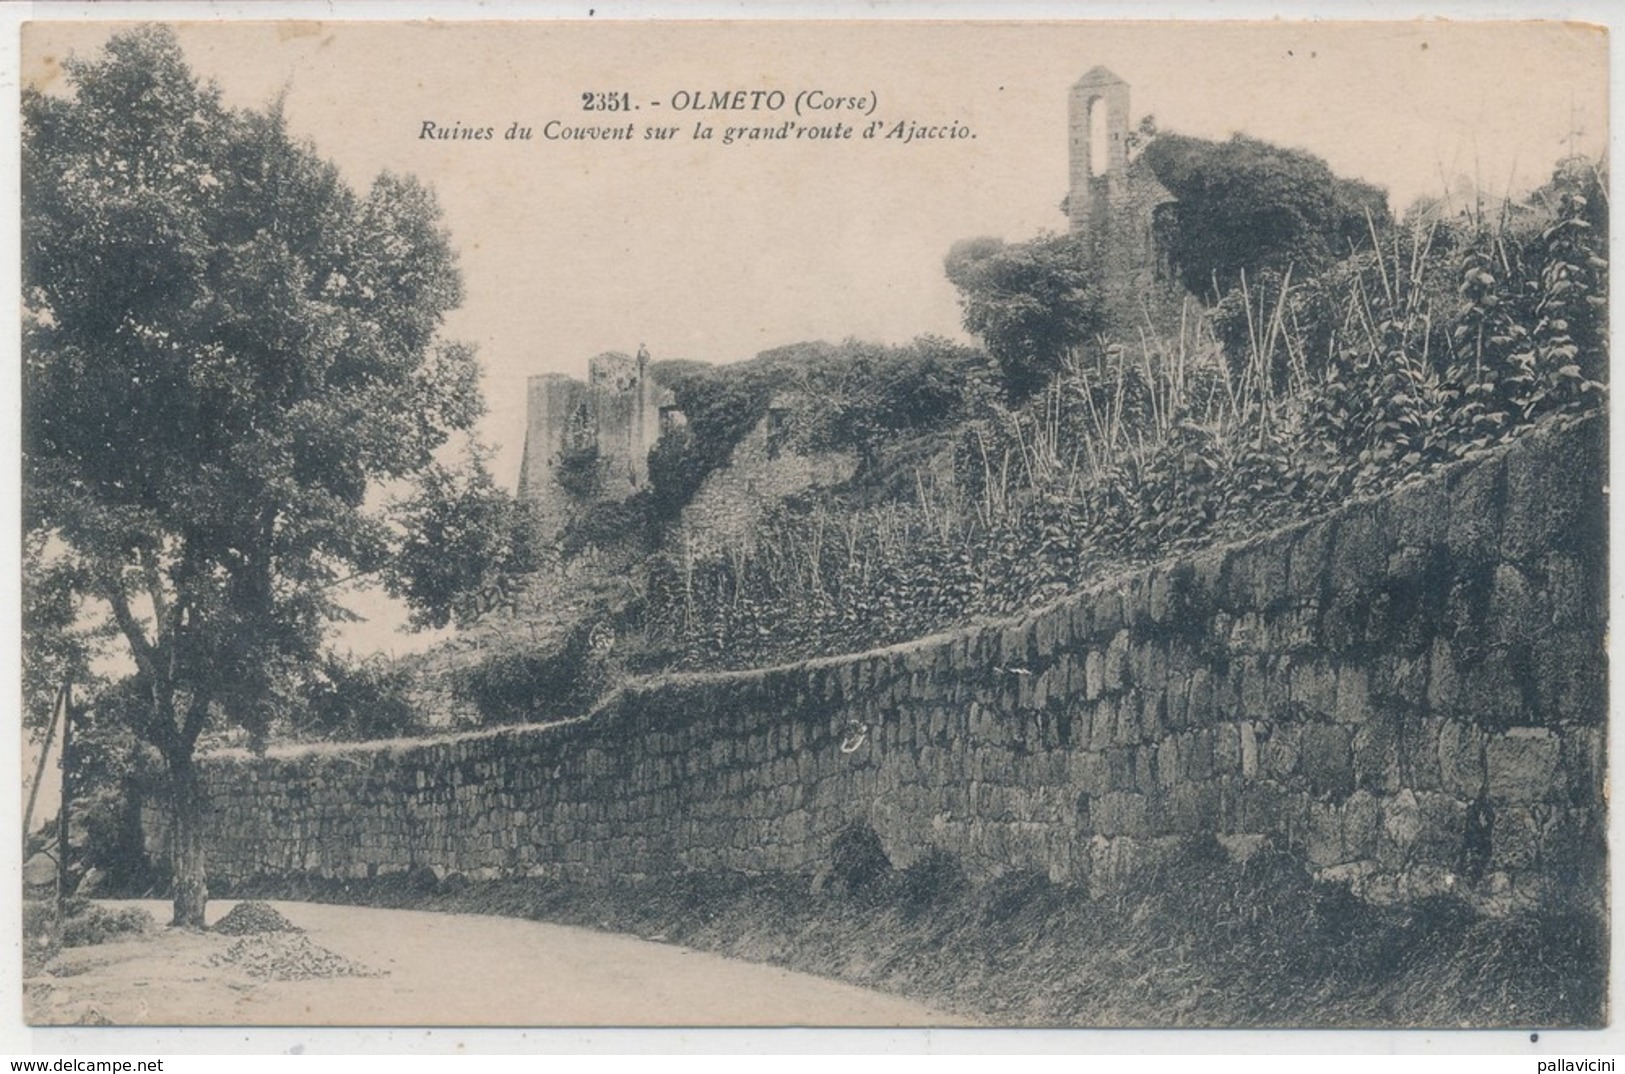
[206,832,1606,1028]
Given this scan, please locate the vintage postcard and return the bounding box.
[13,13,1613,1039]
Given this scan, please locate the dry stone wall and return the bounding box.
[152,416,1607,913]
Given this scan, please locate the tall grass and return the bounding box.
[625,165,1607,671]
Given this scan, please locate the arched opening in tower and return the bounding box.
[1088,96,1110,177]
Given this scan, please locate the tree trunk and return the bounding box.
[165,748,209,929]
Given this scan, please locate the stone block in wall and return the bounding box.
[1093,587,1126,639]
[1107,747,1138,793]
[999,619,1035,670]
[1364,586,1428,656]
[1228,611,1268,654]
[1489,805,1542,871]
[1163,674,1192,731]
[1128,640,1167,700]
[1111,692,1150,740]
[1486,728,1561,803]
[1560,726,1606,808]
[1135,688,1168,744]
[1153,740,1179,789]
[1148,566,1173,624]
[1528,630,1607,727]
[1321,593,1369,654]
[1122,575,1152,632]
[1488,564,1538,647]
[1237,655,1266,717]
[1069,750,1109,797]
[1352,719,1399,794]
[1233,781,1283,833]
[1290,658,1338,718]
[1427,637,1461,714]
[1103,630,1130,692]
[1288,519,1334,600]
[1275,606,1323,654]
[1260,723,1299,781]
[1373,651,1429,711]
[1180,729,1216,782]
[1444,455,1506,565]
[1437,719,1486,797]
[1334,664,1373,724]
[1305,801,1344,866]
[1330,502,1391,595]
[1035,604,1069,660]
[1386,543,1433,590]
[1188,665,1228,726]
[1050,653,1081,707]
[1187,544,1228,612]
[1389,471,1450,551]
[1300,723,1354,799]
[1086,698,1115,752]
[1093,791,1153,837]
[1341,789,1383,861]
[1214,723,1242,778]
[1500,418,1601,564]
[1411,791,1469,869]
[1539,807,1608,896]
[1134,746,1157,795]
[1084,648,1105,701]
[1227,538,1290,612]
[1165,781,1221,835]
[1239,721,1259,779]
[1537,550,1601,632]
[1457,650,1532,729]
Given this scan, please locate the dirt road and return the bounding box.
[25,900,972,1027]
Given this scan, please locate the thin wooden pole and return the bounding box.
[22,681,67,847]
[56,682,74,908]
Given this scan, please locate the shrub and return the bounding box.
[22,899,60,972]
[60,900,153,947]
[980,867,1055,925]
[554,441,605,500]
[1142,131,1391,297]
[452,620,615,724]
[944,232,1101,400]
[895,846,968,917]
[828,822,893,901]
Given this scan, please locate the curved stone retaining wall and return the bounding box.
[147,416,1607,913]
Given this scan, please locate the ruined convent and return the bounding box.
[519,67,1179,517]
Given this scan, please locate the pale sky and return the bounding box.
[19,18,1609,655]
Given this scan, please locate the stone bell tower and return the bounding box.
[1068,66,1133,255]
[1066,66,1181,334]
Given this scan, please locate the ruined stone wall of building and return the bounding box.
[517,374,590,534]
[586,352,645,499]
[1067,68,1186,335]
[148,417,1606,917]
[677,402,858,556]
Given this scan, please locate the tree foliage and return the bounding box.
[21,25,504,924]
[1142,132,1391,297]
[385,446,542,630]
[943,232,1101,400]
[295,655,424,742]
[21,533,109,732]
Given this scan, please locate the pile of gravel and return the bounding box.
[212,901,300,936]
[208,933,381,981]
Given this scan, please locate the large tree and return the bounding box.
[943,232,1100,401]
[22,26,508,926]
[1141,132,1391,297]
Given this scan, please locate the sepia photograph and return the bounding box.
[13,14,1612,1034]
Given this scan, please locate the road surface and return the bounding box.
[25,899,971,1027]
